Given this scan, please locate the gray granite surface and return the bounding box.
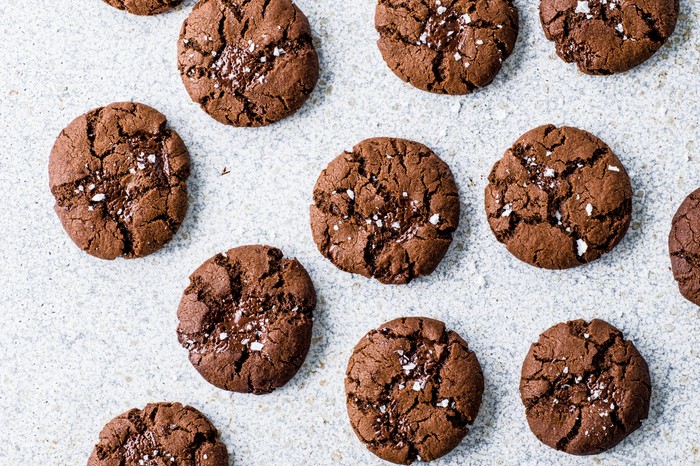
[0,0,699,464]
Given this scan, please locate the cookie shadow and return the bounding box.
[603,172,648,271]
[285,284,333,392]
[431,180,477,284]
[443,356,506,461]
[492,0,535,90]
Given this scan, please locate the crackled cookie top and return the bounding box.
[310,138,460,285]
[102,0,181,15]
[540,0,678,74]
[178,0,319,127]
[669,188,700,306]
[485,125,632,270]
[520,319,651,455]
[88,402,228,466]
[375,0,518,94]
[49,102,189,260]
[177,245,316,394]
[345,317,483,464]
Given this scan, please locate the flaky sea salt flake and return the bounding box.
[576,239,588,256]
[575,0,591,14]
[250,341,264,351]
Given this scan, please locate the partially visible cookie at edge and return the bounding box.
[520,319,651,455]
[485,124,632,269]
[310,137,460,284]
[376,0,519,94]
[88,402,228,465]
[669,188,700,306]
[178,0,319,127]
[346,317,484,464]
[103,0,181,15]
[49,102,190,260]
[540,0,679,74]
[177,245,316,394]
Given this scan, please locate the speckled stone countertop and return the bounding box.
[1,0,699,464]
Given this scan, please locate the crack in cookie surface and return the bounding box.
[177,245,316,394]
[540,0,678,74]
[485,124,632,269]
[49,102,189,259]
[178,0,319,127]
[310,137,460,284]
[520,319,651,455]
[345,317,483,464]
[88,402,228,466]
[375,0,518,94]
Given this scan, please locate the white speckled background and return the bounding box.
[1,0,699,464]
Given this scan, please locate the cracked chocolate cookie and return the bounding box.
[310,138,460,285]
[485,125,632,270]
[375,0,518,94]
[540,0,678,74]
[88,402,228,465]
[177,245,316,394]
[669,188,700,306]
[178,0,319,127]
[49,102,190,260]
[345,317,483,464]
[102,0,181,15]
[520,319,651,455]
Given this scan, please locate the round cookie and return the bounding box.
[345,317,483,464]
[88,402,228,465]
[178,0,319,127]
[540,0,678,74]
[49,102,190,260]
[520,319,651,455]
[375,0,519,94]
[485,124,632,270]
[310,138,460,285]
[177,245,316,394]
[669,188,700,306]
[102,0,181,15]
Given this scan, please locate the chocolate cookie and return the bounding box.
[668,188,700,306]
[178,0,319,127]
[310,138,460,284]
[102,0,181,15]
[485,125,632,269]
[375,0,519,94]
[540,0,678,74]
[49,102,189,260]
[177,245,316,394]
[345,317,483,464]
[88,402,228,465]
[520,319,651,455]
